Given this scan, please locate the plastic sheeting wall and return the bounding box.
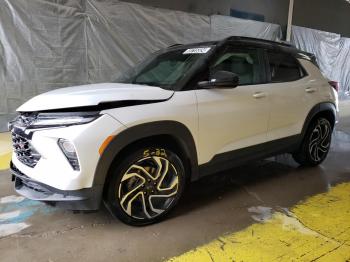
[210,15,282,41]
[292,26,350,99]
[0,0,282,131]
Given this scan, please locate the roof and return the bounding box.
[167,36,293,49]
[225,36,294,48]
[166,36,316,64]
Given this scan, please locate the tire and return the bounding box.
[293,117,332,166]
[105,146,186,226]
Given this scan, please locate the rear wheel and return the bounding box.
[293,117,332,166]
[105,147,185,226]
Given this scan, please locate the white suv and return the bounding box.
[9,37,338,226]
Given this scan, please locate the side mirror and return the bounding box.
[198,71,239,89]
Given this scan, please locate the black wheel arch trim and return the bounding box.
[301,102,337,140]
[93,120,199,188]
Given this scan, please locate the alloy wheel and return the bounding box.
[118,156,179,220]
[308,119,331,162]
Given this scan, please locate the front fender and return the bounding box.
[93,120,199,188]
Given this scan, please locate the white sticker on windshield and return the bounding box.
[183,47,211,54]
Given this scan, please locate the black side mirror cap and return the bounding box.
[198,71,239,89]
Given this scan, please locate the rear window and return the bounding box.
[267,52,305,83]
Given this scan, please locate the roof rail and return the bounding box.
[224,36,294,48]
[279,40,295,47]
[168,44,183,48]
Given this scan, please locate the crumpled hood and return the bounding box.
[17,83,174,112]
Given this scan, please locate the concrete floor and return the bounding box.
[0,111,350,261]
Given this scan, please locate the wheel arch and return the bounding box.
[301,102,337,140]
[93,121,199,194]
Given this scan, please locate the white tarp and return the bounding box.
[292,26,350,99]
[0,0,281,131]
[210,15,282,41]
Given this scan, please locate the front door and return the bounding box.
[195,46,270,165]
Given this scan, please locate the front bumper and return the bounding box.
[9,112,126,210]
[10,113,125,191]
[11,162,103,210]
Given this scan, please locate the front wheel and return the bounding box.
[293,117,332,166]
[105,147,186,226]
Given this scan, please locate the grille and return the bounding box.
[12,133,41,168]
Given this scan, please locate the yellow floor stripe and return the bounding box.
[168,183,350,262]
[0,132,12,170]
[0,152,12,170]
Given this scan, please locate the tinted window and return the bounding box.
[210,48,263,85]
[268,52,304,82]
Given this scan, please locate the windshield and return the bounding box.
[115,46,214,90]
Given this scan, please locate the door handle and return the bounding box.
[253,92,267,99]
[305,87,317,93]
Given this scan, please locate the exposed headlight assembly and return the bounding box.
[29,112,100,128]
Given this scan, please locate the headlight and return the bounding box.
[29,112,100,128]
[58,139,80,171]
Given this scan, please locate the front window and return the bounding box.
[210,47,263,86]
[115,46,214,90]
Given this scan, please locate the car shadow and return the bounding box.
[169,155,330,220]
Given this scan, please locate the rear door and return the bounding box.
[264,50,319,141]
[195,45,270,164]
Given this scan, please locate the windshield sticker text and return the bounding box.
[183,47,211,54]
